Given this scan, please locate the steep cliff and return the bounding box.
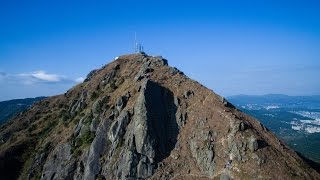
[0,53,319,180]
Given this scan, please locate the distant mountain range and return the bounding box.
[0,97,46,125]
[228,94,320,109]
[227,94,320,163]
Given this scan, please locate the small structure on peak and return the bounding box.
[135,42,144,53]
[134,32,144,54]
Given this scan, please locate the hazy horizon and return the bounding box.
[1,1,320,101]
[1,88,320,102]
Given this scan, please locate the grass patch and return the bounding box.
[38,120,59,140]
[28,123,37,133]
[90,91,99,101]
[71,131,95,157]
[106,79,117,92]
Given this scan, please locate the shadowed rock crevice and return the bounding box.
[118,80,179,179]
[143,80,178,162]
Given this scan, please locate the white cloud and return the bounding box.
[1,70,84,85]
[31,71,62,82]
[18,70,67,84]
[75,77,85,83]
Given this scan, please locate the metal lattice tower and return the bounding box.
[134,32,144,53]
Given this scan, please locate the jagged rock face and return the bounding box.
[0,53,320,180]
[41,143,76,180]
[190,128,215,177]
[114,80,178,179]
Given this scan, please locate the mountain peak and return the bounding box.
[0,54,319,179]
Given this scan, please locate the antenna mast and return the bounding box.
[134,32,137,53]
[134,32,144,53]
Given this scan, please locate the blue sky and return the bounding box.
[0,0,320,101]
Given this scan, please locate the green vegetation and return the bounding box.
[110,80,117,90]
[106,79,117,92]
[40,142,52,153]
[101,95,110,104]
[60,110,71,127]
[28,123,37,133]
[59,109,70,122]
[43,114,52,120]
[83,114,93,125]
[79,131,95,145]
[93,100,102,115]
[110,138,124,166]
[90,91,99,101]
[73,148,83,157]
[38,120,59,140]
[71,131,95,157]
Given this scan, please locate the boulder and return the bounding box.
[183,90,194,99]
[115,94,129,112]
[108,111,130,143]
[248,136,259,152]
[189,130,216,177]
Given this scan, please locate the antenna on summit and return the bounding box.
[134,32,144,54]
[134,32,137,52]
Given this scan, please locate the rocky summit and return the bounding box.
[0,53,319,180]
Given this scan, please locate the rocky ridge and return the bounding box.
[0,53,319,180]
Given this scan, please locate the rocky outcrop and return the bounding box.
[168,67,184,76]
[227,119,249,162]
[27,151,48,179]
[108,111,130,147]
[134,56,168,81]
[83,118,109,180]
[134,62,153,81]
[84,69,98,82]
[70,91,88,115]
[149,56,168,66]
[115,94,130,113]
[101,64,120,86]
[218,95,235,108]
[190,119,216,177]
[109,80,179,179]
[41,143,75,180]
[248,136,259,152]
